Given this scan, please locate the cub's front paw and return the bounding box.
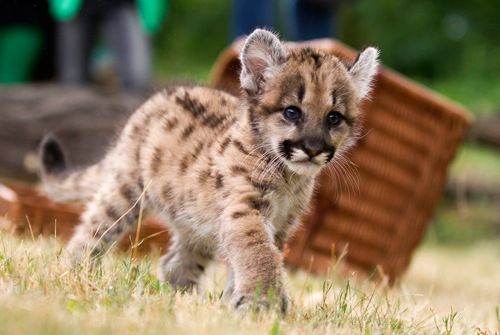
[232,295,267,313]
[232,291,290,315]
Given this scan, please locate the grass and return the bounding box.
[426,143,500,245]
[1,232,499,335]
[429,199,500,244]
[449,144,500,186]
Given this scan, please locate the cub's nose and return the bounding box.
[304,148,323,158]
[302,138,325,158]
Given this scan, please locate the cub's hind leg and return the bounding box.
[67,179,146,263]
[158,232,213,292]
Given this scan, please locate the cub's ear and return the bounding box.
[349,47,380,101]
[239,29,286,96]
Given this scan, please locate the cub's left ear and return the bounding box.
[240,29,286,96]
[349,47,380,101]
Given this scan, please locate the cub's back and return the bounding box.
[112,86,240,188]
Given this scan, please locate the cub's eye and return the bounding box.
[328,112,342,126]
[284,106,301,120]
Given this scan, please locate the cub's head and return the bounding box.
[240,29,379,176]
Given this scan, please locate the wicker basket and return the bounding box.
[210,39,473,281]
[0,181,170,255]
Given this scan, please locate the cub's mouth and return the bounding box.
[286,159,324,176]
[277,140,336,175]
[286,150,333,176]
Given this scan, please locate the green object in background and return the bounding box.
[48,0,168,34]
[48,0,84,21]
[137,0,169,35]
[0,26,44,83]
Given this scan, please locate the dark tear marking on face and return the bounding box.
[280,140,293,160]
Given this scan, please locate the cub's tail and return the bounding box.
[39,134,102,202]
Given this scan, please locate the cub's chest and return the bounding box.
[263,180,314,231]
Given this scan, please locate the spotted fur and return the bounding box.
[39,29,379,313]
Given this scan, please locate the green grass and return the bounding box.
[429,199,500,245]
[421,142,500,245]
[1,233,499,334]
[449,144,500,186]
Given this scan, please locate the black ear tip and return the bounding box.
[40,134,67,175]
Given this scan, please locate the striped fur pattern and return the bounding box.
[40,29,379,313]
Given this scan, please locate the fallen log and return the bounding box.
[0,84,146,181]
[467,115,500,149]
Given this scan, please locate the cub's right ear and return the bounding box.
[239,29,286,96]
[349,47,380,102]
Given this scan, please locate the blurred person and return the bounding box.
[286,0,338,41]
[49,0,168,92]
[232,0,275,40]
[232,0,338,41]
[0,0,53,83]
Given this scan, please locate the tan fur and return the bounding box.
[40,29,379,312]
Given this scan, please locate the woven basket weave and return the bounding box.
[210,38,472,280]
[0,181,170,255]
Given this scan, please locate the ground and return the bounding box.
[0,232,499,335]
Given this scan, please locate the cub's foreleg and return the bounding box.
[220,192,288,313]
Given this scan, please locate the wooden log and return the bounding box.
[467,116,500,149]
[0,84,147,181]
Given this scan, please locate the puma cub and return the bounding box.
[40,29,379,312]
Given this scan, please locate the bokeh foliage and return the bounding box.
[154,0,231,82]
